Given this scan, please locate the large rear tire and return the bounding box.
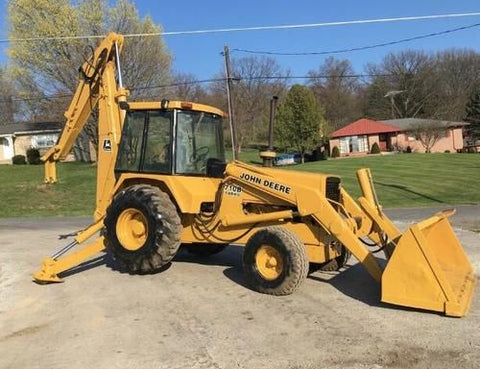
[243,226,308,296]
[104,185,182,273]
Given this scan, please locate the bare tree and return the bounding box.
[168,73,207,102]
[212,56,288,153]
[432,49,480,121]
[362,50,437,119]
[308,57,361,131]
[409,122,443,153]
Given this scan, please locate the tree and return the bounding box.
[464,90,480,140]
[409,122,443,153]
[362,50,436,120]
[430,49,480,121]
[0,67,16,124]
[8,0,171,158]
[210,56,288,155]
[276,85,325,163]
[370,142,380,154]
[168,73,207,102]
[308,57,361,130]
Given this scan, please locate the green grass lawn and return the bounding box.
[0,162,96,217]
[0,153,478,217]
[289,153,480,208]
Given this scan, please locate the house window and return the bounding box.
[357,135,368,152]
[32,134,58,149]
[340,135,368,154]
[339,137,349,154]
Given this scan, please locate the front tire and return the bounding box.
[243,227,308,296]
[104,185,182,273]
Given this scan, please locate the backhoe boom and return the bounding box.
[42,32,128,219]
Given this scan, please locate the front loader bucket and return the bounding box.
[381,210,475,317]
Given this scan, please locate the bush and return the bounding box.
[12,155,26,165]
[444,150,450,153]
[331,146,340,158]
[320,150,328,160]
[370,142,381,154]
[26,147,42,165]
[405,146,412,153]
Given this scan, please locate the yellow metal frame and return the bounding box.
[33,220,105,283]
[127,101,225,117]
[34,161,476,317]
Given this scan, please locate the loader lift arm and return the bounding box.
[220,162,475,317]
[42,32,129,220]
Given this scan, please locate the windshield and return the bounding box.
[175,110,225,175]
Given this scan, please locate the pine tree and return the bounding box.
[464,90,480,139]
[275,85,326,163]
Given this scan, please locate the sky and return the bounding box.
[1,0,480,81]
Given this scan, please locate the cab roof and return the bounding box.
[127,100,226,118]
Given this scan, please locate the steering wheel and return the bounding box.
[190,146,210,171]
[190,146,210,163]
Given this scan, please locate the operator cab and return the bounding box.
[115,101,226,178]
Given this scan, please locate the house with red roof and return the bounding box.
[329,118,467,156]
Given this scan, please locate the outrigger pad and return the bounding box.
[381,211,475,317]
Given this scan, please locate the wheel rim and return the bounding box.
[116,208,149,251]
[255,245,284,281]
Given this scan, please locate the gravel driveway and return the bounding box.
[1,207,479,369]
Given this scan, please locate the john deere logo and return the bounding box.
[103,139,112,152]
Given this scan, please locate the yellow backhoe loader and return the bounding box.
[33,33,475,317]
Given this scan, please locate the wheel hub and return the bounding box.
[255,245,283,281]
[116,208,149,251]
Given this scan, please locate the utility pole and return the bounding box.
[260,96,278,167]
[223,46,238,161]
[268,96,278,151]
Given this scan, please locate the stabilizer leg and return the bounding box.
[32,220,105,283]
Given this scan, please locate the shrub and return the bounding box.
[26,147,42,165]
[405,146,412,153]
[320,150,328,160]
[331,146,340,158]
[370,142,381,154]
[12,154,26,165]
[444,150,450,153]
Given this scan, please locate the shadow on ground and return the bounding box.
[56,244,444,316]
[375,181,444,203]
[58,251,171,279]
[175,245,252,289]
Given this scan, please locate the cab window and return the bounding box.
[116,111,145,172]
[143,111,172,173]
[175,111,225,175]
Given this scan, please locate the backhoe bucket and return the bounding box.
[381,210,475,317]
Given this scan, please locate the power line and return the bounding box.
[232,22,480,56]
[1,12,480,43]
[0,73,394,104]
[131,78,225,91]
